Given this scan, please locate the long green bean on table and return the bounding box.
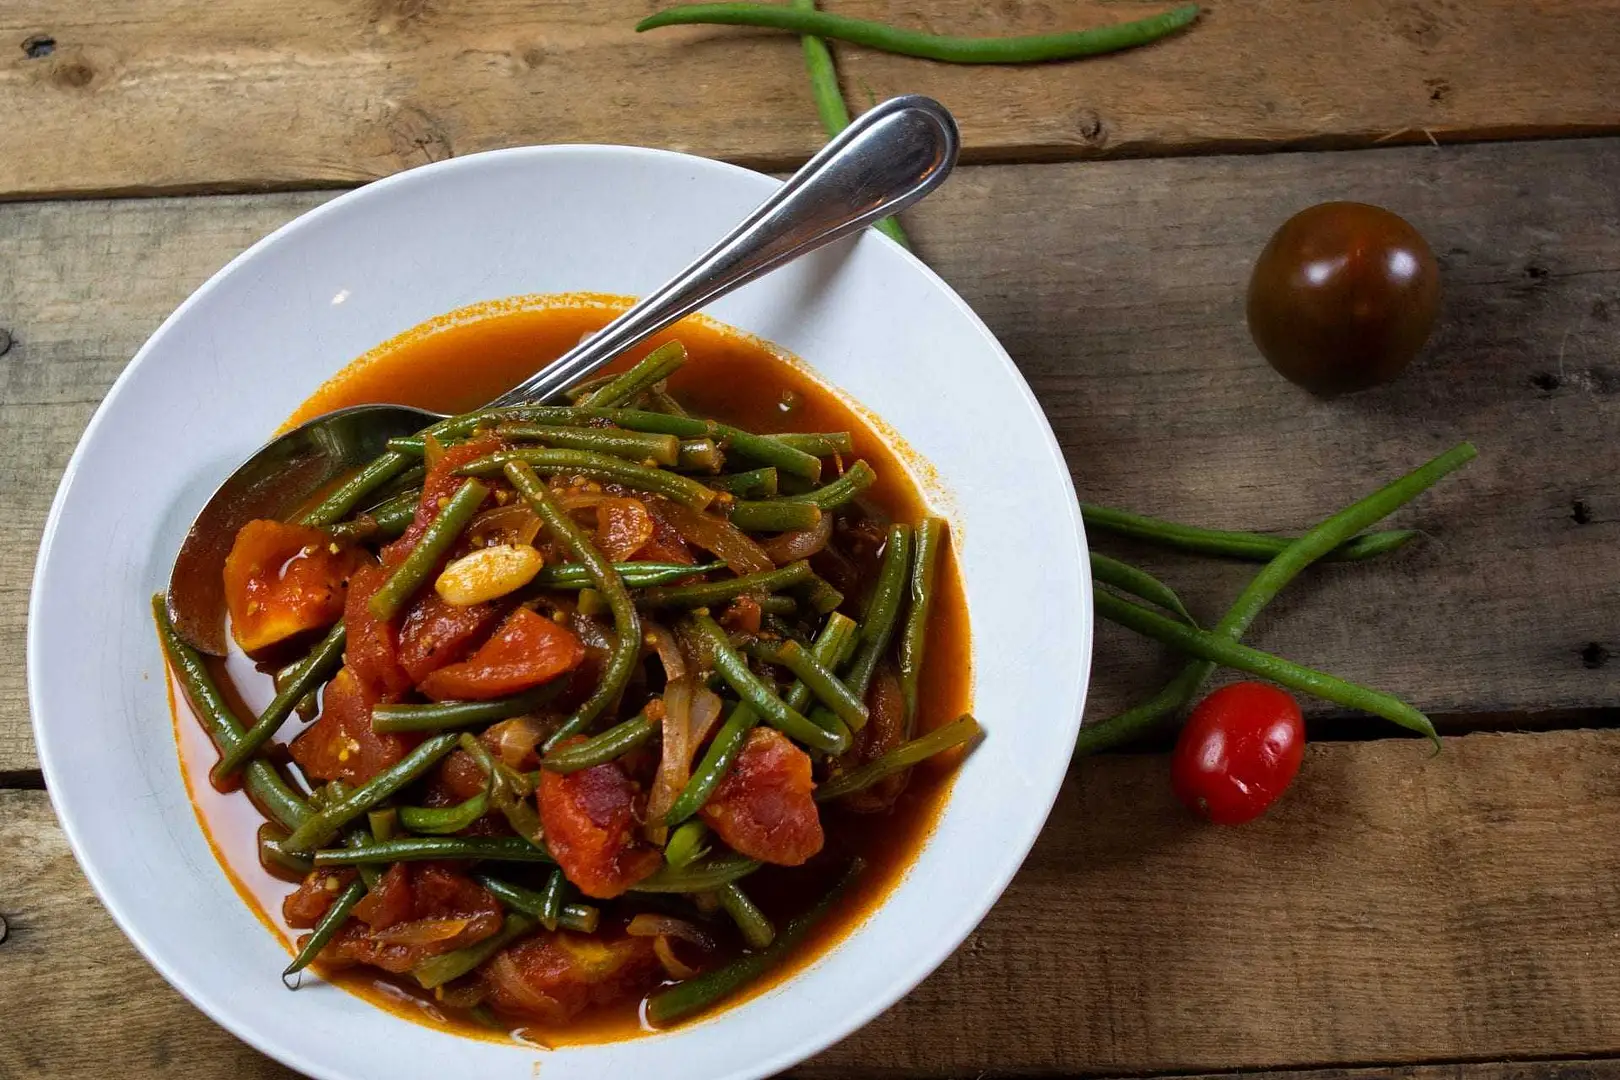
[1081,503,1421,562]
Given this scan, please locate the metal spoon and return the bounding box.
[166,94,960,653]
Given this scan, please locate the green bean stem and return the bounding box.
[215,621,347,780]
[1089,551,1194,623]
[689,612,847,754]
[582,341,687,408]
[709,468,779,498]
[897,516,944,735]
[412,913,537,990]
[677,438,725,473]
[817,715,981,802]
[750,639,868,729]
[783,460,875,510]
[465,449,717,510]
[641,560,813,608]
[368,478,488,620]
[663,820,712,868]
[282,733,460,851]
[532,560,722,590]
[367,807,398,842]
[314,835,554,865]
[632,851,763,893]
[537,868,568,932]
[717,881,776,948]
[371,684,562,733]
[730,499,823,532]
[297,451,414,528]
[474,874,600,934]
[664,701,759,826]
[540,712,658,774]
[1081,503,1422,562]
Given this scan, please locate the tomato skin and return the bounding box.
[1171,682,1305,825]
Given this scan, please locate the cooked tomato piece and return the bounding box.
[633,505,695,565]
[223,520,370,655]
[282,869,355,929]
[700,727,823,866]
[342,563,413,700]
[480,932,658,1024]
[352,863,412,930]
[397,591,507,682]
[417,607,585,702]
[315,864,503,974]
[382,434,506,564]
[289,666,420,784]
[718,593,763,635]
[596,497,655,562]
[833,666,908,814]
[538,747,662,898]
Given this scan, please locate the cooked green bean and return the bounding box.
[641,560,813,608]
[677,438,725,473]
[215,620,346,780]
[398,773,490,835]
[367,807,398,842]
[283,874,365,986]
[371,684,561,733]
[485,423,682,466]
[709,468,779,498]
[785,613,859,714]
[459,733,546,842]
[506,461,643,751]
[770,431,854,456]
[328,488,418,543]
[793,574,845,616]
[637,3,1201,64]
[817,715,981,802]
[757,593,798,616]
[633,851,763,893]
[689,612,847,754]
[717,881,775,948]
[663,820,711,868]
[1077,442,1476,755]
[473,874,600,934]
[314,835,554,865]
[648,388,690,418]
[298,450,414,528]
[897,516,944,735]
[644,859,861,1025]
[413,913,537,990]
[532,560,721,589]
[282,732,460,851]
[465,448,718,510]
[749,639,868,729]
[582,341,687,408]
[781,459,875,510]
[540,712,658,774]
[729,499,823,532]
[664,701,758,826]
[537,868,568,932]
[368,478,488,620]
[1081,503,1422,562]
[257,823,313,878]
[841,522,912,712]
[152,595,311,831]
[1089,551,1193,624]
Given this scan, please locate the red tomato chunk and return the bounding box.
[481,933,658,1024]
[701,728,823,866]
[223,520,370,655]
[538,747,662,899]
[418,607,585,702]
[312,864,503,974]
[289,666,420,784]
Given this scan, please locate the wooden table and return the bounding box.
[3,3,1618,1077]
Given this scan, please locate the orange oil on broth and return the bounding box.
[174,293,973,1045]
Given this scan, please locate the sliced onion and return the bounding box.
[654,936,700,981]
[467,504,542,548]
[626,913,716,951]
[597,498,655,562]
[652,499,774,577]
[643,618,686,682]
[648,678,693,824]
[761,512,833,566]
[689,686,723,748]
[485,950,559,1017]
[569,612,616,653]
[372,917,473,946]
[557,491,611,513]
[486,715,548,769]
[434,980,487,1009]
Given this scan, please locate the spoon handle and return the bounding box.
[488,94,959,408]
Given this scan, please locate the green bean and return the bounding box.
[648,388,690,418]
[644,859,861,1025]
[677,438,725,473]
[729,499,823,532]
[459,733,546,843]
[297,450,414,527]
[637,3,1201,64]
[327,488,418,544]
[749,639,868,729]
[536,868,568,932]
[367,807,398,842]
[152,595,311,831]
[1089,551,1193,624]
[412,913,536,990]
[897,516,944,735]
[664,702,758,826]
[770,431,854,456]
[709,468,779,498]
[633,851,763,893]
[757,594,798,616]
[283,875,365,987]
[257,823,313,878]
[816,715,981,802]
[474,874,600,933]
[468,448,718,511]
[371,461,428,502]
[371,684,561,733]
[781,460,875,510]
[314,835,554,865]
[398,776,490,835]
[282,732,460,851]
[576,587,608,616]
[1081,503,1422,562]
[488,423,682,466]
[215,620,347,780]
[582,341,687,408]
[368,478,487,620]
[785,613,859,714]
[505,461,643,751]
[689,612,847,754]
[663,821,711,868]
[717,882,775,948]
[532,560,721,590]
[842,523,912,714]
[1077,442,1476,756]
[540,712,658,773]
[641,560,813,608]
[793,574,845,616]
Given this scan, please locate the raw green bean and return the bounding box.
[785,613,859,713]
[897,516,944,735]
[297,450,414,527]
[663,821,711,868]
[540,712,658,773]
[644,859,861,1025]
[532,560,721,589]
[282,733,460,851]
[689,612,847,754]
[816,715,981,801]
[841,523,912,712]
[283,875,365,986]
[464,448,718,510]
[371,684,561,733]
[367,807,398,841]
[257,823,314,878]
[537,868,568,932]
[641,561,813,608]
[677,438,725,473]
[769,431,854,456]
[314,835,554,865]
[1089,551,1194,623]
[749,639,868,729]
[633,851,762,893]
[717,881,775,948]
[1077,442,1476,756]
[638,3,1201,64]
[152,595,311,831]
[368,478,488,620]
[582,341,687,408]
[398,776,491,835]
[490,423,682,466]
[729,499,823,532]
[1081,503,1422,562]
[781,460,875,510]
[709,468,779,498]
[215,620,346,780]
[412,913,536,990]
[474,874,600,933]
[505,462,643,751]
[664,701,758,826]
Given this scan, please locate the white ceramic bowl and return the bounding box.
[29,146,1091,1080]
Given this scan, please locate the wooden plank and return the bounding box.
[1,1,1618,199]
[6,730,1620,1075]
[4,138,1618,772]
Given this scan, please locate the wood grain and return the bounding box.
[4,138,1618,773]
[1,0,1618,198]
[6,730,1620,1075]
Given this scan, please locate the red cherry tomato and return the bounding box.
[1171,682,1305,825]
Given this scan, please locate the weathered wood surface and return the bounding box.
[1,0,1618,199]
[6,730,1620,1076]
[4,136,1617,772]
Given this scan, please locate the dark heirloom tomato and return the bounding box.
[1171,682,1306,825]
[222,520,370,655]
[701,727,823,865]
[1247,201,1439,395]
